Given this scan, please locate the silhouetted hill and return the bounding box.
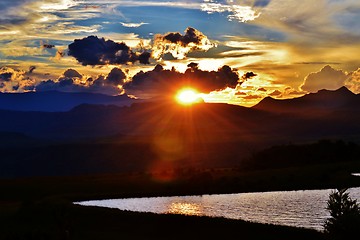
[0,91,136,112]
[0,87,360,142]
[1,87,360,177]
[253,87,359,114]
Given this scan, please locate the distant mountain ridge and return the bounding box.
[0,86,359,141]
[0,91,135,112]
[253,87,359,114]
[1,87,360,177]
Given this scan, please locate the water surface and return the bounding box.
[76,187,360,231]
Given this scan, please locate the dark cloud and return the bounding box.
[163,27,203,46]
[0,67,17,82]
[40,40,55,50]
[12,84,19,91]
[124,63,240,98]
[36,69,80,92]
[42,44,55,49]
[52,69,83,89]
[36,68,126,95]
[0,72,12,82]
[63,69,82,79]
[68,35,151,66]
[138,51,151,64]
[35,81,53,90]
[58,78,75,87]
[23,84,35,91]
[106,67,126,86]
[187,62,199,70]
[36,79,78,92]
[242,71,257,81]
[1,66,124,95]
[257,87,267,92]
[152,27,215,59]
[28,66,36,73]
[36,78,124,95]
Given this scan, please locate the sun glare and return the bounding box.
[168,202,202,216]
[175,88,201,105]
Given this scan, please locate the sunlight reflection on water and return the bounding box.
[167,202,202,215]
[76,187,360,231]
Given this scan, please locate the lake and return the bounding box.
[75,187,360,231]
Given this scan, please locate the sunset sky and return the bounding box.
[1,0,360,106]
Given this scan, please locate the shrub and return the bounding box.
[324,188,360,239]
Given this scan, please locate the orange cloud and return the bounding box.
[301,65,348,93]
[345,68,360,94]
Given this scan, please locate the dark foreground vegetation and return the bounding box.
[0,200,325,240]
[324,189,360,239]
[1,140,360,239]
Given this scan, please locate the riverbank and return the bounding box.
[0,199,325,240]
[2,141,360,239]
[1,169,358,240]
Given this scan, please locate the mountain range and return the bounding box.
[0,91,135,112]
[1,87,360,177]
[0,87,359,141]
[253,86,360,114]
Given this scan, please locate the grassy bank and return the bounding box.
[1,164,359,240]
[0,200,325,240]
[2,140,360,239]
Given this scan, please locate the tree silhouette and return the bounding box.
[324,188,360,239]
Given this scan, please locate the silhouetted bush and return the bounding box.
[324,188,360,239]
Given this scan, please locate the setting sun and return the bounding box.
[175,88,202,105]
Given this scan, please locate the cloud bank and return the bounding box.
[36,68,126,95]
[0,63,239,98]
[301,65,348,93]
[124,62,240,98]
[67,27,214,65]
